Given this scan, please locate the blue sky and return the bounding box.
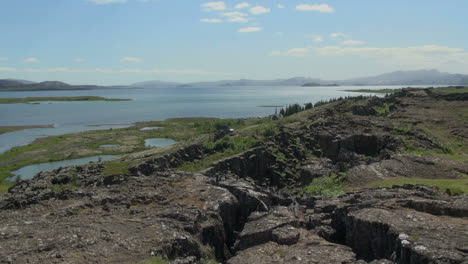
[0,0,467,85]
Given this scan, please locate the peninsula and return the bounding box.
[0,96,131,104]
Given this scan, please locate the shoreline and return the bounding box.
[0,124,55,134]
[0,96,131,104]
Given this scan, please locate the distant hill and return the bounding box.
[0,80,113,91]
[2,69,467,91]
[337,70,468,86]
[132,70,467,88]
[0,79,35,87]
[132,77,322,88]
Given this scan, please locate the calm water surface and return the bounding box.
[145,138,177,148]
[7,155,120,180]
[0,85,438,153]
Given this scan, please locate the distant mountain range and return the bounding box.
[132,70,468,88]
[1,70,467,91]
[131,77,322,88]
[335,70,468,86]
[0,80,124,91]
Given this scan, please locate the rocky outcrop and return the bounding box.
[129,144,207,175]
[1,89,467,263]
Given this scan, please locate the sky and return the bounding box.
[0,0,467,85]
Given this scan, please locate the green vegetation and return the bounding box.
[374,102,394,116]
[101,161,130,176]
[52,184,78,194]
[0,124,54,134]
[430,86,468,94]
[346,86,468,95]
[0,96,131,104]
[368,177,468,195]
[138,257,169,264]
[0,116,276,192]
[344,88,400,94]
[303,173,347,197]
[137,256,217,264]
[178,136,260,172]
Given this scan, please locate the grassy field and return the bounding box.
[368,177,468,194]
[345,86,468,94]
[0,96,131,104]
[343,88,400,94]
[0,117,277,192]
[0,124,54,134]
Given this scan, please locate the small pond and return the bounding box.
[99,144,120,148]
[8,155,120,181]
[144,138,177,148]
[140,127,163,131]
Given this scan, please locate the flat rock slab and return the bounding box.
[229,230,358,264]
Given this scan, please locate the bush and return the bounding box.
[303,173,346,197]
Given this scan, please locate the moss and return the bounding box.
[51,184,78,193]
[101,162,130,176]
[0,181,14,193]
[273,249,287,257]
[303,173,347,197]
[367,177,468,195]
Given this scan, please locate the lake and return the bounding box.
[0,85,435,153]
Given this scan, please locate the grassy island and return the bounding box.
[0,96,131,104]
[0,125,55,134]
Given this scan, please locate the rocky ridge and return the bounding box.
[0,88,467,263]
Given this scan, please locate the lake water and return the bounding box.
[7,155,120,180]
[0,85,438,153]
[145,138,177,148]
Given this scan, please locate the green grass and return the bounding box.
[374,102,394,116]
[0,181,14,193]
[368,177,468,195]
[101,161,130,176]
[303,173,347,197]
[0,96,131,104]
[431,86,468,94]
[344,88,400,94]
[0,116,275,192]
[179,136,260,172]
[51,184,78,193]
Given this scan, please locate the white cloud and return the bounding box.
[89,0,127,5]
[296,4,334,13]
[200,18,223,23]
[221,11,249,23]
[24,57,39,63]
[0,57,8,61]
[73,58,86,62]
[0,67,15,72]
[238,26,262,33]
[221,11,248,17]
[202,1,226,11]
[250,6,271,15]
[330,32,347,38]
[314,45,468,68]
[227,16,249,23]
[277,4,285,9]
[311,35,324,42]
[272,48,309,57]
[120,57,143,63]
[342,40,366,45]
[235,2,250,9]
